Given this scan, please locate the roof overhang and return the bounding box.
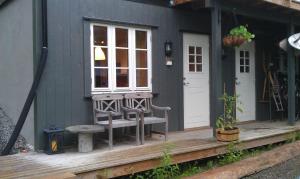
[264,0,300,11]
[173,0,300,12]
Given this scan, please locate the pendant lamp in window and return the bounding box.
[95,47,106,61]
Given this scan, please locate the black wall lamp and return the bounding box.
[165,41,173,66]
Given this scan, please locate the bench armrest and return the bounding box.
[121,107,140,121]
[95,109,119,116]
[121,106,141,114]
[151,104,171,112]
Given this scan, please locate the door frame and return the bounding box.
[182,33,211,129]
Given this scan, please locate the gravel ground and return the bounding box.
[243,155,300,179]
[0,107,29,154]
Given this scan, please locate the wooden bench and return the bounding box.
[92,94,141,149]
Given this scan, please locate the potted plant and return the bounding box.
[223,25,255,47]
[216,92,242,142]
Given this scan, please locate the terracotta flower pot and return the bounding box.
[223,36,233,47]
[216,128,240,142]
[232,36,239,46]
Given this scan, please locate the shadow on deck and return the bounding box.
[1,121,300,179]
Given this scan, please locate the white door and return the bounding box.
[235,42,256,122]
[183,33,210,129]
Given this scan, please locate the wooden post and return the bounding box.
[211,0,223,136]
[287,19,295,125]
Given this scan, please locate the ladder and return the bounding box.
[269,72,284,112]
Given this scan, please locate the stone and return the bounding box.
[78,133,93,153]
[0,107,29,154]
[66,125,105,153]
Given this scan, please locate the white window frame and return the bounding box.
[90,23,152,94]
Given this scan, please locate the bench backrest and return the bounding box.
[92,94,124,123]
[124,92,153,114]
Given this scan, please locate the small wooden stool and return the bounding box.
[66,125,104,153]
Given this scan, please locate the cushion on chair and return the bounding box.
[96,119,137,128]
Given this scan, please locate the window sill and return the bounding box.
[91,89,152,95]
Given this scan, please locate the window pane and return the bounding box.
[240,51,244,57]
[240,58,244,65]
[136,69,148,87]
[245,58,249,65]
[94,26,107,46]
[196,64,202,72]
[116,28,128,47]
[189,64,195,72]
[95,69,108,88]
[116,49,128,67]
[196,56,202,63]
[189,55,195,63]
[245,66,250,73]
[136,50,147,68]
[196,47,202,55]
[189,46,195,54]
[240,66,244,73]
[136,31,147,49]
[94,47,108,67]
[245,51,249,58]
[116,69,129,87]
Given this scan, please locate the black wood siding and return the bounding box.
[35,0,211,148]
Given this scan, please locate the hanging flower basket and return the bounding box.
[223,25,255,47]
[223,36,246,47]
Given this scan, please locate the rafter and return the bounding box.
[172,0,194,6]
[262,0,300,11]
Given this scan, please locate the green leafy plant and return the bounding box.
[286,131,300,144]
[216,92,242,130]
[180,162,202,177]
[132,144,180,179]
[229,25,255,42]
[206,160,214,169]
[218,142,243,165]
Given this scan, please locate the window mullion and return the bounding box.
[147,30,152,91]
[130,28,136,91]
[109,26,116,91]
[90,24,95,91]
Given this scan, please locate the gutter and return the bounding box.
[1,0,48,155]
[0,0,9,6]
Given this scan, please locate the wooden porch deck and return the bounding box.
[1,121,300,179]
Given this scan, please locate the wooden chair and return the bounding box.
[124,93,171,144]
[92,94,140,149]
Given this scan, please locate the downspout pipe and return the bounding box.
[1,0,48,155]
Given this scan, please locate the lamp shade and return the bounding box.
[95,47,106,61]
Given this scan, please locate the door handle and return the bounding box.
[183,82,190,86]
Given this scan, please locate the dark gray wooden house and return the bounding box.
[1,0,300,150]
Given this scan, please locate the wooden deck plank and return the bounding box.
[0,121,300,178]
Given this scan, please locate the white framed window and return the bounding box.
[239,50,250,73]
[90,23,152,93]
[188,46,203,72]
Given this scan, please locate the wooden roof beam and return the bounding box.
[263,0,300,11]
[172,0,194,6]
